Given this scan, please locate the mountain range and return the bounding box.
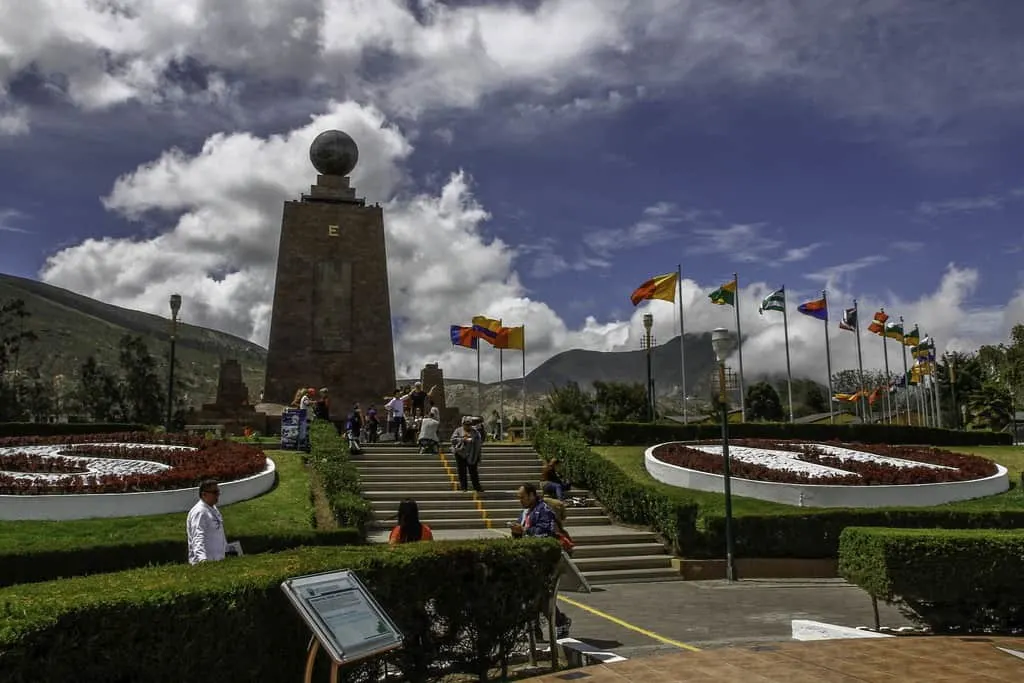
[1,273,741,411]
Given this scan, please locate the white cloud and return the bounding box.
[688,223,781,263]
[0,209,30,233]
[805,255,888,290]
[917,194,1003,216]
[781,242,825,262]
[37,103,1023,389]
[892,240,925,253]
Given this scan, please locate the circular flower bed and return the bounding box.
[0,432,266,495]
[650,439,998,485]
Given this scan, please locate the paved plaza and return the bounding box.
[551,578,912,659]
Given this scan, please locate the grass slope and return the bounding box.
[0,450,310,554]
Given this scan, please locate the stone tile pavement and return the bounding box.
[526,636,1024,682]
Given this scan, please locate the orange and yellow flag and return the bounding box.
[630,272,678,306]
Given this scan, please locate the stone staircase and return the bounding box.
[353,441,680,585]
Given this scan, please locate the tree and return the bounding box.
[118,335,165,424]
[803,382,827,415]
[593,381,648,422]
[966,379,1013,432]
[13,368,52,422]
[746,381,784,421]
[78,356,124,421]
[535,382,600,440]
[0,298,38,421]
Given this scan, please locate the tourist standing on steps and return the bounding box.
[451,416,484,492]
[187,479,227,565]
[385,391,405,442]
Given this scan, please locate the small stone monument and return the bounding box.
[421,363,461,438]
[192,359,266,435]
[263,130,397,409]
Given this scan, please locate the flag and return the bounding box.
[797,297,828,321]
[495,325,525,351]
[630,272,678,306]
[832,393,858,403]
[450,325,479,349]
[839,306,857,332]
[759,288,785,314]
[909,366,922,385]
[867,310,889,335]
[903,325,920,347]
[884,320,904,342]
[709,278,737,306]
[472,315,502,342]
[868,386,883,405]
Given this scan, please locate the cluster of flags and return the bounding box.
[630,271,944,427]
[449,316,528,433]
[449,317,525,350]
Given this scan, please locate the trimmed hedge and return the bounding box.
[307,421,373,534]
[534,429,700,553]
[0,449,361,588]
[0,422,150,438]
[535,428,1024,559]
[839,527,1024,633]
[603,421,1012,447]
[0,540,562,682]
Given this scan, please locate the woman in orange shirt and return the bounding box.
[388,499,434,545]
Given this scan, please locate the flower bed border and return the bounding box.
[645,441,1010,509]
[0,432,276,521]
[651,439,998,486]
[0,434,266,495]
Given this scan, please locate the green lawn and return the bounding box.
[592,444,1024,515]
[0,450,313,553]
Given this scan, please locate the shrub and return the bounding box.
[603,421,1012,447]
[839,527,1024,633]
[307,421,372,534]
[533,429,700,553]
[0,422,150,438]
[650,440,998,485]
[0,439,266,494]
[0,540,562,682]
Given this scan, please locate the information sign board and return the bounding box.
[281,570,403,665]
[280,408,308,450]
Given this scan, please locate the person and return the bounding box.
[187,479,228,565]
[346,405,364,455]
[314,387,331,421]
[366,403,380,443]
[451,416,484,492]
[541,458,571,500]
[385,391,405,443]
[491,410,503,441]
[418,408,441,454]
[510,483,572,637]
[388,499,434,545]
[407,382,428,416]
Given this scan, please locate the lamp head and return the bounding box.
[711,327,735,363]
[642,313,653,332]
[169,293,182,319]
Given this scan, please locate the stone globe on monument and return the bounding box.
[263,130,397,410]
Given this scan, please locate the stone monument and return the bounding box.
[421,362,460,437]
[263,130,397,408]
[190,359,267,435]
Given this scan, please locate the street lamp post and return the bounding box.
[166,294,182,432]
[642,313,655,422]
[711,327,737,582]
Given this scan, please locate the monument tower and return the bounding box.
[263,130,397,407]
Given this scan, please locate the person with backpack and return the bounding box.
[345,405,364,455]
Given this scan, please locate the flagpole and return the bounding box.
[499,318,504,440]
[476,341,482,416]
[932,355,943,428]
[781,286,794,423]
[881,310,892,424]
[677,264,688,424]
[522,327,528,441]
[900,317,911,426]
[853,299,868,423]
[823,290,835,424]
[733,273,746,422]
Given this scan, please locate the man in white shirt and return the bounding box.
[187,479,228,565]
[385,392,406,442]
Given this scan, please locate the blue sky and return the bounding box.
[1,0,1023,381]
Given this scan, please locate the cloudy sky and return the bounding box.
[1,0,1023,386]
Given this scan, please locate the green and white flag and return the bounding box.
[759,288,785,314]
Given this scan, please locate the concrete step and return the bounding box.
[367,518,489,531]
[353,457,538,466]
[363,490,517,500]
[370,499,481,511]
[570,543,667,559]
[355,465,541,475]
[570,531,661,545]
[572,555,674,572]
[581,568,682,585]
[373,507,489,521]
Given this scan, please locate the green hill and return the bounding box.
[0,273,266,406]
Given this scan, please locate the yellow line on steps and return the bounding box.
[556,595,701,652]
[472,492,494,529]
[437,451,459,491]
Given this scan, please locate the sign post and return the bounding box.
[281,570,404,683]
[280,408,308,450]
